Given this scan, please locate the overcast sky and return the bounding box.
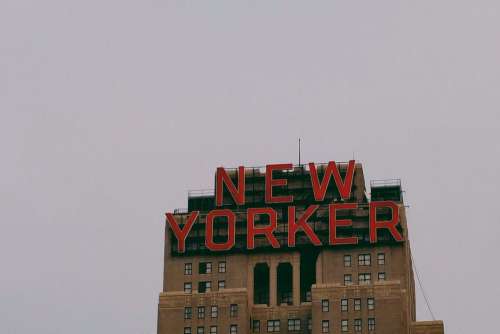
[1,1,499,333]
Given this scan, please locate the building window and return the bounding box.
[230,304,238,317]
[210,305,218,318]
[378,272,386,281]
[184,307,192,319]
[184,327,192,334]
[341,319,348,332]
[307,318,312,331]
[280,291,293,305]
[367,298,375,310]
[252,320,260,333]
[341,299,348,312]
[184,282,192,294]
[288,319,301,331]
[197,306,205,319]
[343,255,352,267]
[354,319,362,332]
[368,318,376,331]
[344,274,352,285]
[218,280,225,290]
[198,281,211,293]
[359,273,371,285]
[230,325,237,334]
[354,298,361,311]
[209,326,217,334]
[197,327,204,334]
[305,290,312,302]
[321,299,329,312]
[199,262,212,274]
[267,320,280,332]
[185,263,192,275]
[358,254,371,266]
[377,253,385,265]
[321,320,329,333]
[218,261,226,273]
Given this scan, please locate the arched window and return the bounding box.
[253,263,270,305]
[277,263,293,305]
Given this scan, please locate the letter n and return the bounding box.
[216,166,245,206]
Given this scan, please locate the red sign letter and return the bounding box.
[216,166,245,206]
[166,211,199,253]
[288,205,322,247]
[329,203,358,245]
[205,209,235,251]
[369,201,404,243]
[265,163,293,203]
[247,207,280,249]
[309,160,356,201]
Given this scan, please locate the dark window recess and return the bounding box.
[252,320,260,333]
[199,262,212,274]
[300,248,319,303]
[277,263,293,305]
[198,281,211,293]
[253,263,270,305]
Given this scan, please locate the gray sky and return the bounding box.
[1,1,499,333]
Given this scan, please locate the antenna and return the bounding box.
[298,138,301,166]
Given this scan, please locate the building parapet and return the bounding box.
[412,321,445,334]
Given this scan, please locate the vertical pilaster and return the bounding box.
[293,257,300,306]
[316,252,323,284]
[270,259,277,307]
[248,261,254,306]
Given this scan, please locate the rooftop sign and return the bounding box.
[166,161,404,253]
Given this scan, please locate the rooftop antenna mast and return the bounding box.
[298,138,301,166]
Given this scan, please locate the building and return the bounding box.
[157,162,444,334]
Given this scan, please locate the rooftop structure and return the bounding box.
[157,162,444,334]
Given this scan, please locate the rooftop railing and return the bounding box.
[188,189,214,198]
[173,208,189,214]
[370,179,401,188]
[209,162,354,173]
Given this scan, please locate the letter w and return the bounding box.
[309,160,356,201]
